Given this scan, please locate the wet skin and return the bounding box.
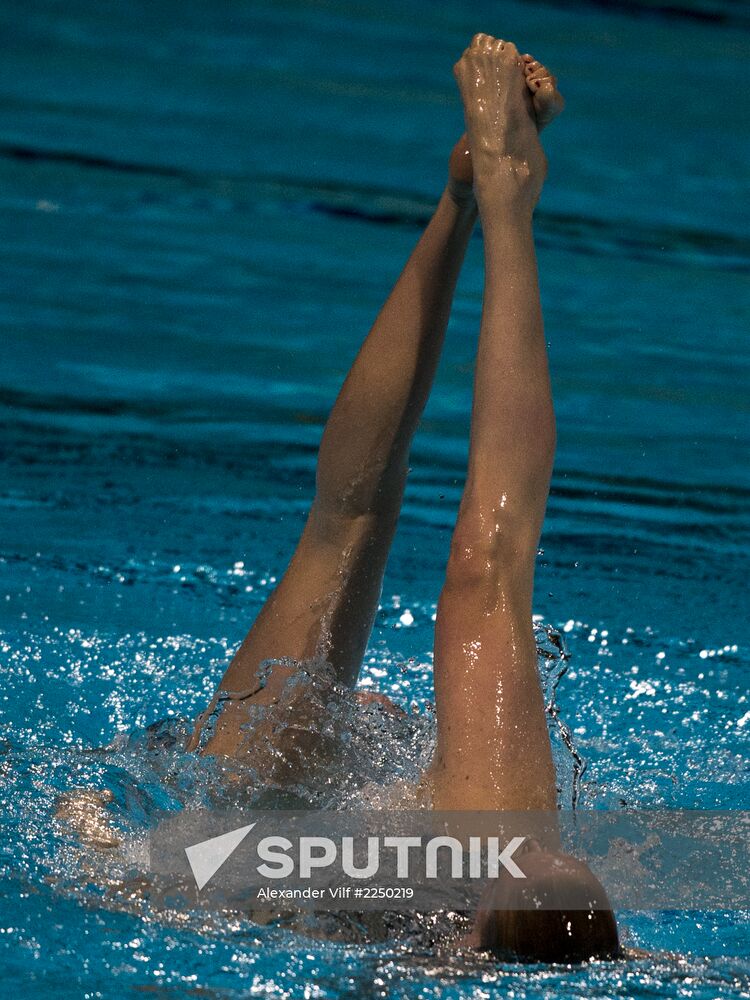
[55,35,618,962]
[187,45,564,766]
[427,33,558,814]
[62,30,568,840]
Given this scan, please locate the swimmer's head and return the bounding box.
[471,841,620,964]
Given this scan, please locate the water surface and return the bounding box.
[1,0,748,996]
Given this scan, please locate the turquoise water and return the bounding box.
[1,0,749,995]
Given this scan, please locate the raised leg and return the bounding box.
[429,36,562,811]
[191,147,478,756]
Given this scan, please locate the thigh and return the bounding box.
[427,563,558,812]
[189,506,397,756]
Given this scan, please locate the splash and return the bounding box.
[534,620,586,810]
[1,618,748,994]
[0,621,577,907]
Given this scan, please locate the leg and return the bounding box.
[192,145,478,756]
[430,49,621,962]
[429,36,562,810]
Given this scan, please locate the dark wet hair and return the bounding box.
[474,851,620,964]
[478,905,620,964]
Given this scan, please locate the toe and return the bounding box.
[533,79,565,129]
[527,63,551,82]
[536,77,555,94]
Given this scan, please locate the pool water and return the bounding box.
[1,0,749,996]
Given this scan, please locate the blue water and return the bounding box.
[1,0,749,995]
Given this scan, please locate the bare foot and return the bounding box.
[452,34,550,208]
[448,48,563,199]
[522,54,565,130]
[454,34,541,159]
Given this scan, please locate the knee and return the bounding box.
[311,500,399,547]
[444,502,537,590]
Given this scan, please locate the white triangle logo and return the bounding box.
[185,822,256,890]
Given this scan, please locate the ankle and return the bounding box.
[445,177,477,212]
[474,155,543,220]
